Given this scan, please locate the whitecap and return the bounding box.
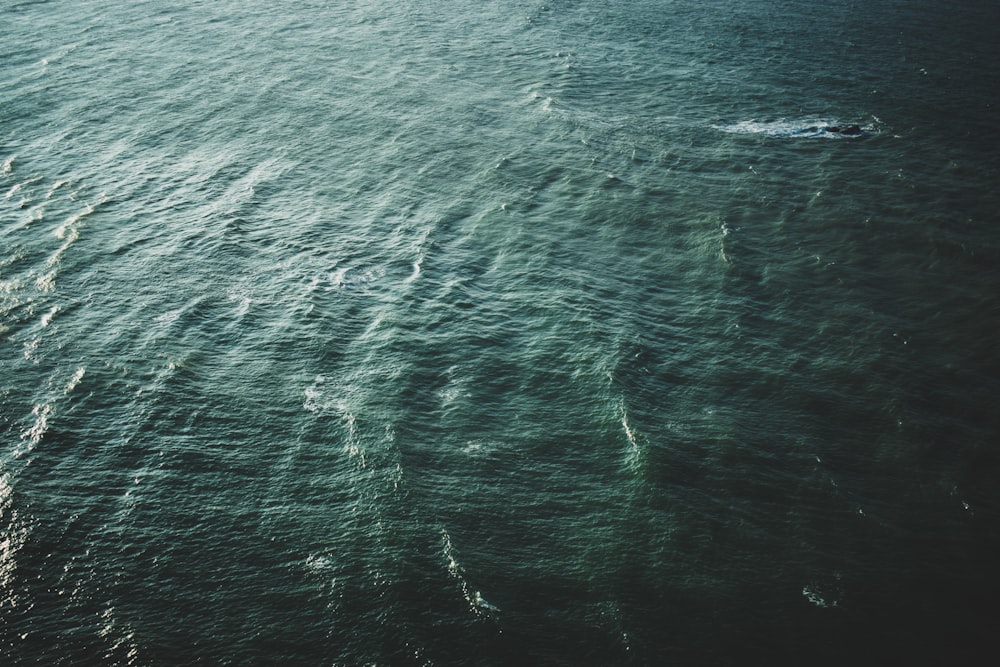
[438,367,470,410]
[460,439,499,458]
[53,209,87,239]
[17,403,52,455]
[303,375,367,467]
[719,220,731,263]
[45,227,78,267]
[227,288,252,317]
[361,312,384,338]
[619,402,646,472]
[330,266,349,288]
[305,553,336,575]
[45,180,69,199]
[35,269,56,292]
[802,585,831,607]
[621,408,639,451]
[715,119,869,139]
[344,413,366,468]
[442,529,499,617]
[302,375,334,414]
[403,255,422,283]
[153,307,183,326]
[65,367,85,393]
[40,305,59,327]
[43,203,94,275]
[802,575,842,608]
[303,374,352,417]
[22,335,41,359]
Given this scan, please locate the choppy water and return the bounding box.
[3,1,1000,664]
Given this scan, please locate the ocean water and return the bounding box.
[3,0,999,664]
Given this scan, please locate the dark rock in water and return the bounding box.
[825,124,862,135]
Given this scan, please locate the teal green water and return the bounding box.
[3,1,999,664]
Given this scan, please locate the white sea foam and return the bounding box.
[17,403,52,456]
[40,305,59,327]
[305,553,336,575]
[437,366,470,411]
[330,266,349,288]
[715,119,869,139]
[22,335,41,360]
[621,407,638,451]
[227,287,252,317]
[42,201,98,283]
[65,367,86,393]
[303,375,367,467]
[343,411,366,468]
[46,180,69,198]
[403,254,422,283]
[802,582,840,608]
[460,439,501,458]
[619,402,646,473]
[304,375,353,417]
[442,529,498,617]
[153,307,183,326]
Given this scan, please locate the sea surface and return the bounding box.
[3,1,1000,664]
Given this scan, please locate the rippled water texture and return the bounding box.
[3,0,1000,664]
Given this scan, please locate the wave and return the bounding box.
[441,529,500,618]
[715,118,877,139]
